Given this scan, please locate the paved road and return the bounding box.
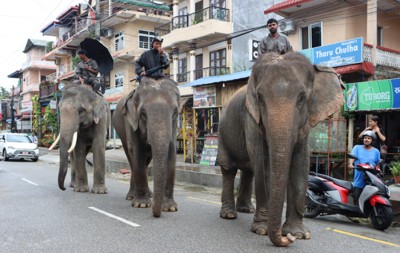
[1,158,399,252]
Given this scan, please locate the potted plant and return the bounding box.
[389,160,400,184]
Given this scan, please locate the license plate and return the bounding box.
[22,152,29,155]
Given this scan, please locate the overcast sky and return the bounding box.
[0,0,82,91]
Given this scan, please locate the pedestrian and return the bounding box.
[348,130,380,205]
[73,49,101,91]
[135,36,169,81]
[358,115,386,151]
[258,18,293,56]
[31,132,38,144]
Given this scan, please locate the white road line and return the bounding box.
[88,207,141,227]
[21,178,39,186]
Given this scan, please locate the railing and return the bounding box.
[155,6,230,36]
[46,72,57,83]
[40,82,58,98]
[61,19,94,42]
[364,44,400,69]
[176,66,231,83]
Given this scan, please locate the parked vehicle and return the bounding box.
[305,153,393,230]
[0,133,39,162]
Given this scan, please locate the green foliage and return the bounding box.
[389,161,400,176]
[42,105,58,135]
[0,87,10,99]
[46,41,54,53]
[72,56,81,68]
[32,95,41,135]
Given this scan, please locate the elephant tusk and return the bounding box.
[68,132,78,153]
[48,134,60,150]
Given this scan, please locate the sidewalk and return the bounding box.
[38,147,399,219]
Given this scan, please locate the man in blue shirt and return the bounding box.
[348,130,380,205]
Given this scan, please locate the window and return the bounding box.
[377,26,383,46]
[139,30,155,49]
[301,22,322,50]
[178,58,187,83]
[114,32,124,51]
[174,7,188,29]
[210,0,226,8]
[115,72,124,87]
[209,49,226,76]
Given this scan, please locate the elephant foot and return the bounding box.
[236,202,255,213]
[74,185,89,192]
[92,185,108,194]
[220,203,237,219]
[251,221,268,236]
[132,198,152,208]
[162,199,178,212]
[69,182,75,188]
[282,222,311,240]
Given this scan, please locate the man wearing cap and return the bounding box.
[135,37,170,80]
[258,18,293,56]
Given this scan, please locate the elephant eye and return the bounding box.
[297,92,306,105]
[78,107,86,113]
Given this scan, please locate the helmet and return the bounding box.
[362,130,376,142]
[151,36,163,47]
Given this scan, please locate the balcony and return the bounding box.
[40,82,58,99]
[156,6,232,52]
[364,44,400,69]
[21,60,56,71]
[176,66,231,84]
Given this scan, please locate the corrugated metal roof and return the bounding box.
[264,0,312,14]
[179,69,251,88]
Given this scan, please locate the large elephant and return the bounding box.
[217,52,344,247]
[51,84,110,194]
[112,77,180,218]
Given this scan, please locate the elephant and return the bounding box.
[217,52,344,247]
[112,77,180,218]
[50,84,110,194]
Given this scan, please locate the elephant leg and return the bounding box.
[73,142,89,192]
[282,143,311,240]
[162,144,177,212]
[131,142,152,208]
[91,136,107,194]
[220,164,238,219]
[251,146,270,236]
[236,169,255,213]
[69,152,76,188]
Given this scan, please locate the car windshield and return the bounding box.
[7,135,32,143]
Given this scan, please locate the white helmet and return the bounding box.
[362,130,376,143]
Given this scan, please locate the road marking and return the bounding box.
[21,178,39,186]
[88,207,140,227]
[188,196,221,205]
[326,228,400,248]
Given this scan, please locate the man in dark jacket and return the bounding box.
[135,37,169,80]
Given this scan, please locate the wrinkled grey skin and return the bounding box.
[217,52,344,247]
[112,77,180,218]
[58,84,110,194]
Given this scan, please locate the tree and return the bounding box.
[0,87,10,99]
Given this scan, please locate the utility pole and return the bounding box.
[95,1,101,40]
[10,86,17,133]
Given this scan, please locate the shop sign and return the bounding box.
[22,101,32,110]
[344,78,400,111]
[300,37,363,67]
[49,100,57,110]
[199,135,218,166]
[193,86,216,108]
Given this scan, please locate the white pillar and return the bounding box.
[189,0,195,14]
[347,118,354,153]
[367,0,377,69]
[189,49,196,82]
[173,54,179,82]
[173,0,179,17]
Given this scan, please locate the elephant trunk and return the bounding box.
[150,128,170,218]
[58,122,78,191]
[267,132,296,246]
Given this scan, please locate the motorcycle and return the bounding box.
[305,153,393,230]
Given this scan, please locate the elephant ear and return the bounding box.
[124,91,140,131]
[309,65,344,127]
[245,74,260,124]
[93,97,108,124]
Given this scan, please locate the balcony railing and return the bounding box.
[40,82,58,99]
[176,66,231,83]
[62,19,95,42]
[46,72,57,84]
[155,6,230,36]
[364,44,400,69]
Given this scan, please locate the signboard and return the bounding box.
[193,86,216,108]
[344,78,400,111]
[249,39,260,62]
[22,101,32,110]
[50,100,57,109]
[300,37,363,67]
[199,135,218,166]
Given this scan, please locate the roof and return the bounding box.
[112,0,171,11]
[180,69,252,88]
[23,39,51,53]
[264,0,312,14]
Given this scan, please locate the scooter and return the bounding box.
[305,153,393,230]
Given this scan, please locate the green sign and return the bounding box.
[344,78,400,111]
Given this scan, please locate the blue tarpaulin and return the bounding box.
[179,69,252,88]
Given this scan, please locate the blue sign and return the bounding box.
[300,38,363,67]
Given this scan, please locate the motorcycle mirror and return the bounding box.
[347,153,358,160]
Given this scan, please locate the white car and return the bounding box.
[0,133,39,162]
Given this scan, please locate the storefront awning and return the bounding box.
[264,0,312,14]
[334,62,374,76]
[180,69,251,88]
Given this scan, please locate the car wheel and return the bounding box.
[32,158,38,162]
[3,149,9,161]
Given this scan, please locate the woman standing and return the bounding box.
[358,115,386,151]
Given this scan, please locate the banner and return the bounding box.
[344,78,400,111]
[193,86,216,108]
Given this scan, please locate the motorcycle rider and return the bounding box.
[135,36,169,81]
[348,130,380,205]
